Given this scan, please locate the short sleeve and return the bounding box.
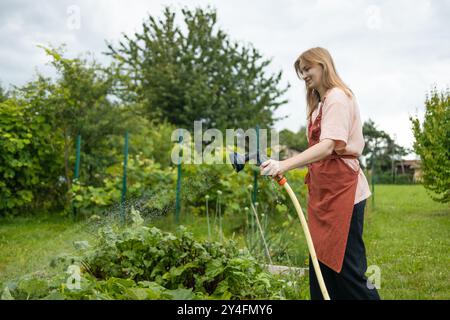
[319,90,352,151]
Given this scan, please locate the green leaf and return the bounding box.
[166,288,194,300]
[18,278,49,299]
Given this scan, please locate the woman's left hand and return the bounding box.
[260,159,287,178]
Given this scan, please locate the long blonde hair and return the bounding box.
[294,47,353,120]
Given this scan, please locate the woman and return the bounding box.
[260,47,380,300]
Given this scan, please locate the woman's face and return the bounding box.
[299,61,323,90]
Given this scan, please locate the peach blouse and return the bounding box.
[308,87,371,205]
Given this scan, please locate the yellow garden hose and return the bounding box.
[275,175,331,300]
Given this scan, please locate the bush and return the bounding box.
[71,153,177,217]
[375,171,414,185]
[70,142,309,226]
[0,100,65,216]
[410,88,450,203]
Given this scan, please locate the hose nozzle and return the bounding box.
[229,151,286,185]
[229,151,268,173]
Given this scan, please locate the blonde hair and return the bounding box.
[294,47,353,120]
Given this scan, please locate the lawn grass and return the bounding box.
[0,215,95,286]
[363,185,449,299]
[0,184,448,299]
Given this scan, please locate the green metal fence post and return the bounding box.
[72,134,81,220]
[371,155,375,210]
[175,129,183,224]
[120,131,129,224]
[252,125,260,206]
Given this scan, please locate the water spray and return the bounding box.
[230,151,331,300]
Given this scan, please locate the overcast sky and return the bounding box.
[1,0,449,157]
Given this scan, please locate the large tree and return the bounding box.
[16,47,129,190]
[362,119,409,172]
[410,88,450,203]
[279,126,308,152]
[107,6,289,131]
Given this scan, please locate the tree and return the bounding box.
[17,46,130,190]
[279,127,308,152]
[107,6,289,131]
[0,83,8,102]
[362,119,409,172]
[410,88,450,203]
[1,46,181,216]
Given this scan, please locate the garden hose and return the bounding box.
[274,175,330,300]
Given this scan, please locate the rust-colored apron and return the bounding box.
[304,96,359,273]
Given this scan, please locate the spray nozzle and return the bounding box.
[229,151,287,185]
[229,152,268,173]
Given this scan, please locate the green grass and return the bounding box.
[0,184,448,299]
[363,185,449,299]
[0,215,95,286]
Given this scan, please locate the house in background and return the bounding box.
[395,159,422,183]
[277,145,301,160]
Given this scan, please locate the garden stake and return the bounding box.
[249,200,273,265]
